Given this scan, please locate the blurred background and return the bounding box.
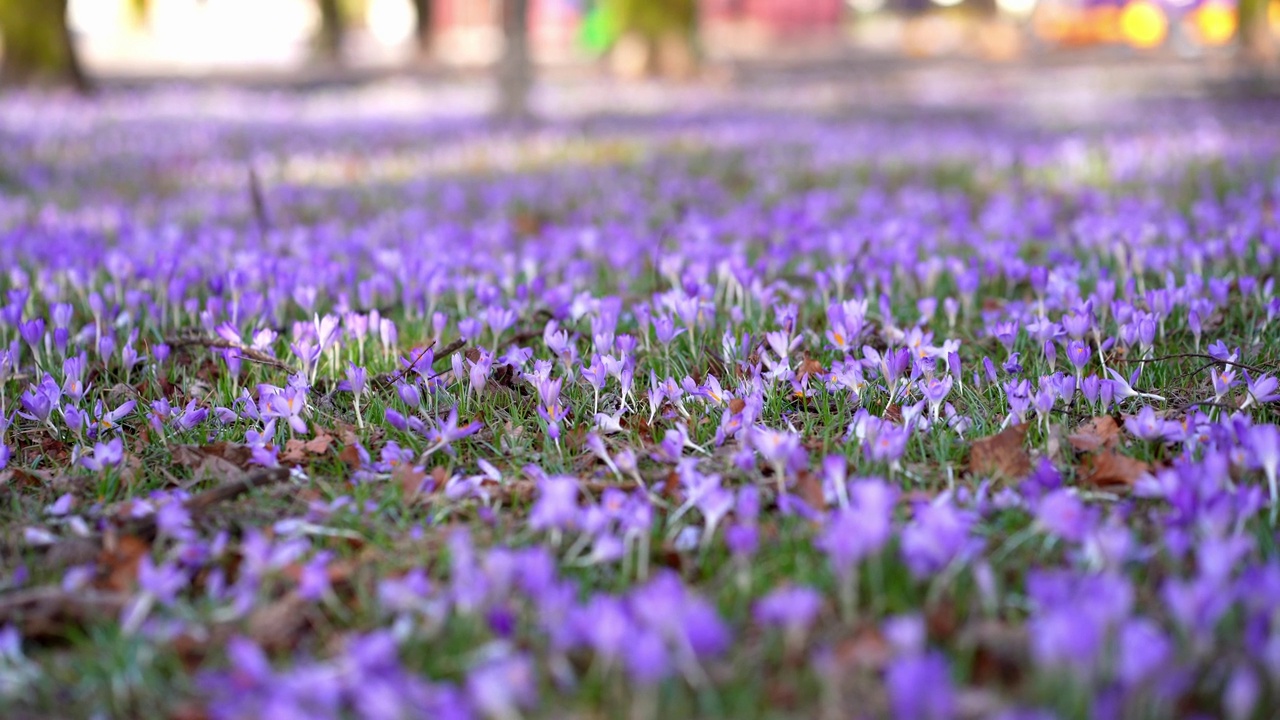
[0,0,1277,115]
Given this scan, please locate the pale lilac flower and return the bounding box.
[754,585,823,651]
[1125,405,1177,442]
[81,437,124,472]
[886,651,954,720]
[1244,372,1280,408]
[264,387,308,435]
[529,476,579,532]
[421,406,481,459]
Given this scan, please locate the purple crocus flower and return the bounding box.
[466,652,537,720]
[865,421,911,466]
[18,381,57,425]
[1065,339,1092,376]
[1248,424,1280,510]
[396,381,422,410]
[265,387,308,435]
[137,556,187,605]
[1244,372,1280,408]
[298,551,334,601]
[818,478,898,577]
[886,651,954,720]
[900,495,975,578]
[529,476,579,532]
[18,318,44,350]
[623,628,671,686]
[920,375,953,421]
[92,398,136,433]
[1126,406,1176,442]
[1035,489,1094,543]
[81,437,124,471]
[173,399,209,433]
[422,405,481,459]
[1115,617,1171,686]
[754,585,823,651]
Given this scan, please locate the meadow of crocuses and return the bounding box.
[1,90,1280,719]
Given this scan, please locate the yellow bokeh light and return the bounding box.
[1193,1,1237,45]
[1119,0,1168,48]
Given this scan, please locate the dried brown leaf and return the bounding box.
[1068,416,1122,452]
[304,433,334,455]
[834,624,892,671]
[246,593,309,653]
[173,443,254,471]
[795,469,827,512]
[969,423,1031,480]
[280,440,305,464]
[280,433,335,464]
[97,534,150,592]
[2,467,57,489]
[338,444,363,470]
[797,354,826,380]
[1081,450,1150,487]
[393,464,429,502]
[191,455,245,484]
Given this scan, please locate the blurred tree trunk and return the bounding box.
[316,0,346,62]
[411,0,434,57]
[497,0,533,120]
[1238,0,1275,67]
[0,0,90,91]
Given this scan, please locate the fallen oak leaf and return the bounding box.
[1,467,58,490]
[246,592,311,654]
[280,440,307,465]
[883,404,904,425]
[95,534,151,592]
[795,469,828,512]
[338,444,363,470]
[393,464,430,503]
[280,433,335,464]
[172,443,256,483]
[1080,450,1150,487]
[304,433,334,455]
[834,623,892,672]
[187,455,245,484]
[969,424,1032,480]
[1068,416,1122,452]
[797,354,826,380]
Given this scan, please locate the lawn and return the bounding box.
[1,92,1280,719]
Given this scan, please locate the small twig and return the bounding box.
[1114,353,1273,375]
[165,336,297,375]
[487,478,640,505]
[425,338,469,381]
[434,337,468,364]
[0,586,130,635]
[121,466,292,538]
[182,466,292,516]
[1170,398,1241,413]
[382,339,438,388]
[1173,360,1224,383]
